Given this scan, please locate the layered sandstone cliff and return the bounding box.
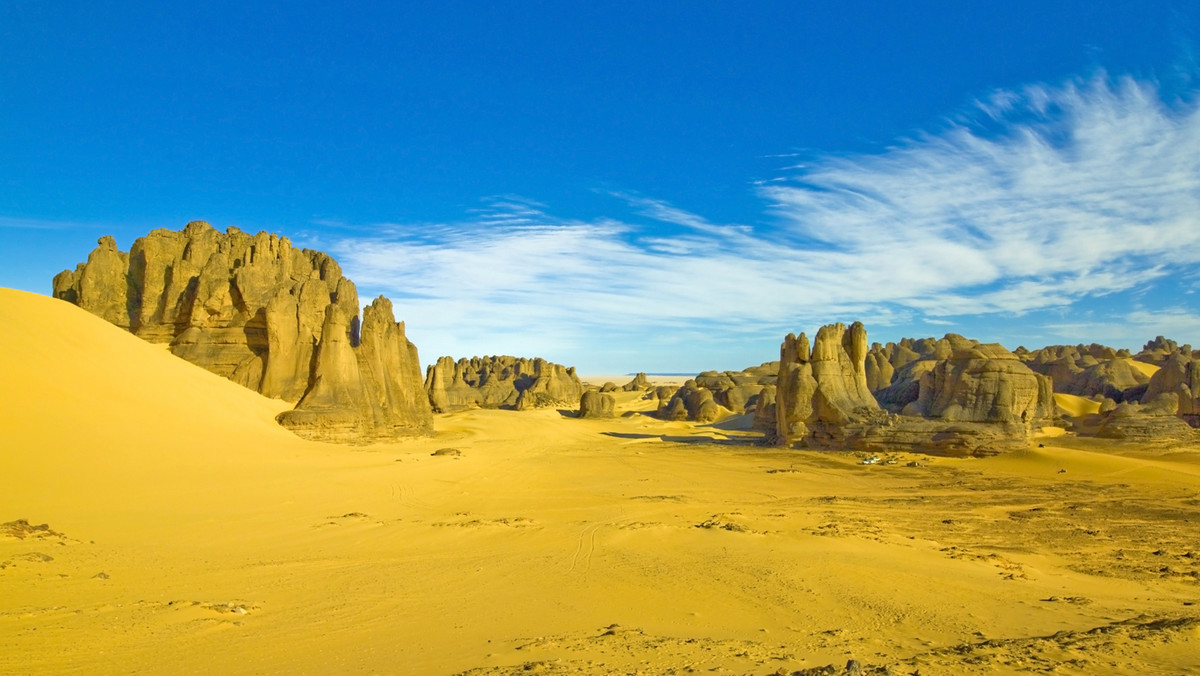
[53,222,433,441]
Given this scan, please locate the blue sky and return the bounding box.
[3,1,1199,374]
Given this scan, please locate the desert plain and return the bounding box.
[2,286,1199,675]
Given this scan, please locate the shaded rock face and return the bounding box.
[54,222,433,441]
[577,390,616,418]
[424,355,584,412]
[775,322,878,445]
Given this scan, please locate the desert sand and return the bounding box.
[3,287,1199,675]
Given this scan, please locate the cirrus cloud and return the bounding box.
[325,73,1200,373]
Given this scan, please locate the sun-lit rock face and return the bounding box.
[772,323,1058,456]
[53,221,432,441]
[775,322,879,446]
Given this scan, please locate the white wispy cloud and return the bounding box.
[330,73,1200,371]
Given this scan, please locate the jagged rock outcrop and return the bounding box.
[53,222,433,441]
[1135,336,1192,366]
[577,390,616,418]
[865,336,956,391]
[423,355,584,412]
[870,335,1055,426]
[1020,343,1151,401]
[775,322,878,445]
[277,296,433,441]
[773,325,1052,456]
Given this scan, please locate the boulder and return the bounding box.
[577,390,616,418]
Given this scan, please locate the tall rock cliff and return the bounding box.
[53,221,433,441]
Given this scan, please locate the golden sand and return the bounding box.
[2,288,1199,675]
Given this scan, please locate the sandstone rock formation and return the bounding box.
[871,335,1055,425]
[1097,394,1196,442]
[1019,343,1152,401]
[659,381,723,423]
[423,355,585,412]
[775,322,878,445]
[899,342,1055,424]
[622,373,651,392]
[577,390,616,418]
[652,364,776,425]
[1142,353,1200,424]
[1135,336,1193,366]
[53,222,433,441]
[773,324,1053,456]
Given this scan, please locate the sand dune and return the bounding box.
[3,288,1199,675]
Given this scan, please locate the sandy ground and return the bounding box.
[2,287,1199,675]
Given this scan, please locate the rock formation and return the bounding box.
[899,342,1056,424]
[1097,393,1196,442]
[622,373,651,392]
[276,296,433,441]
[659,381,723,423]
[53,222,433,441]
[652,364,776,425]
[423,355,585,412]
[1142,353,1200,424]
[775,322,878,445]
[577,390,616,418]
[773,324,1055,456]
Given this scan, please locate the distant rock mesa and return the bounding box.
[53,221,433,442]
